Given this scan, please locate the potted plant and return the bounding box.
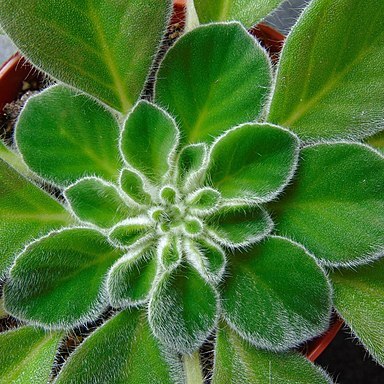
[0,0,383,383]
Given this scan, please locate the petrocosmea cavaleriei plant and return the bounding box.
[0,0,383,382]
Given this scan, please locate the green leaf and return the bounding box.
[120,168,152,205]
[366,130,384,154]
[222,236,332,350]
[121,101,179,184]
[176,143,208,192]
[16,85,122,186]
[107,246,157,307]
[65,177,134,229]
[194,0,283,27]
[0,159,72,277]
[4,228,122,328]
[270,143,384,266]
[207,123,299,202]
[0,327,62,384]
[268,0,384,141]
[148,264,218,353]
[0,0,171,113]
[56,308,182,384]
[155,23,272,144]
[212,323,333,384]
[206,204,273,248]
[109,218,152,248]
[186,187,220,214]
[331,258,384,366]
[184,238,226,284]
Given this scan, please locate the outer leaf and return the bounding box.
[0,0,171,113]
[4,228,122,328]
[207,123,299,202]
[155,22,272,144]
[0,158,72,277]
[366,130,384,154]
[148,264,218,353]
[206,204,273,248]
[0,327,62,384]
[212,323,332,384]
[107,247,157,307]
[56,308,182,384]
[121,101,179,183]
[194,0,283,27]
[16,86,122,186]
[268,0,384,141]
[65,177,134,229]
[331,258,384,365]
[270,143,384,266]
[222,236,332,351]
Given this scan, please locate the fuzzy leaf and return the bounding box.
[107,247,157,307]
[4,228,122,328]
[0,327,62,384]
[185,238,226,284]
[16,86,121,186]
[109,219,152,248]
[120,168,152,205]
[121,101,179,183]
[149,264,218,353]
[331,258,384,366]
[268,0,384,141]
[222,237,332,350]
[206,204,272,248]
[56,308,182,384]
[0,159,72,277]
[65,178,134,229]
[270,143,384,266]
[213,323,333,384]
[207,123,299,202]
[366,131,384,154]
[194,0,283,27]
[0,0,171,113]
[176,144,208,191]
[155,23,272,144]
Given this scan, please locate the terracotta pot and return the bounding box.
[0,0,343,363]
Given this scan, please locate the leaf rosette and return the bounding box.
[0,7,383,383]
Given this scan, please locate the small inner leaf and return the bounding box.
[186,187,220,213]
[121,101,179,183]
[109,219,152,248]
[158,236,182,270]
[120,169,152,205]
[107,247,157,307]
[206,204,273,248]
[176,143,208,191]
[65,178,134,229]
[184,217,203,236]
[160,185,177,205]
[207,123,299,202]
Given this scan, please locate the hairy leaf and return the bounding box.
[270,143,384,266]
[268,0,384,141]
[65,178,134,229]
[212,323,332,384]
[207,123,299,202]
[16,86,122,186]
[120,169,152,205]
[4,228,122,328]
[222,237,332,350]
[194,0,283,27]
[56,308,182,384]
[107,247,157,307]
[0,159,72,277]
[121,101,179,184]
[331,258,384,365]
[149,264,218,353]
[206,204,273,248]
[0,0,171,112]
[366,131,384,154]
[0,327,62,384]
[155,23,272,144]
